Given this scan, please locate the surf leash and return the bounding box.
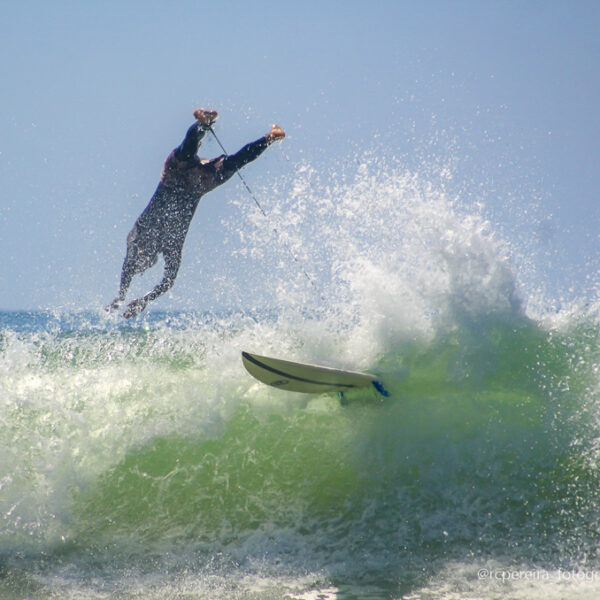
[208,126,325,301]
[209,126,269,219]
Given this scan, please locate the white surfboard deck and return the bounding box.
[242,351,386,395]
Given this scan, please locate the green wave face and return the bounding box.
[3,308,597,586]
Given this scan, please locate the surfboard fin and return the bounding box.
[372,380,390,397]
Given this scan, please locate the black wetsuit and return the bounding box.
[115,121,269,306]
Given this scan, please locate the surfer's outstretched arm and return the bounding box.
[218,125,285,181]
[222,138,268,171]
[174,122,207,160]
[174,109,219,161]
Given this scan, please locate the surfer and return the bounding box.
[106,109,285,318]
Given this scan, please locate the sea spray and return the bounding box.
[2,159,600,598]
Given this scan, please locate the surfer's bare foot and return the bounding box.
[123,297,148,319]
[194,108,218,127]
[265,124,285,143]
[105,297,122,312]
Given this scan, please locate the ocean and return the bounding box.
[2,163,600,599]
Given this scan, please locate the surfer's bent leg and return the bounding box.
[107,224,160,311]
[107,226,158,310]
[144,250,181,303]
[117,261,135,304]
[122,248,182,318]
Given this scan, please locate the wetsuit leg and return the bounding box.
[117,260,136,303]
[121,249,182,318]
[117,226,159,300]
[142,248,182,303]
[106,242,156,311]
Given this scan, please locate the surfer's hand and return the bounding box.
[123,297,148,319]
[265,124,285,143]
[194,108,218,127]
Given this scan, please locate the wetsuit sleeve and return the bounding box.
[173,121,208,161]
[221,137,269,176]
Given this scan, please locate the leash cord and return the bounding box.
[209,126,323,298]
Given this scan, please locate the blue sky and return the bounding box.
[1,1,599,311]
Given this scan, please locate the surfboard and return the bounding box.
[241,351,389,395]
